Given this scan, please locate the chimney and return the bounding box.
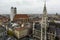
[10,7,17,21]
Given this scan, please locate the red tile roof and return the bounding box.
[15,27,27,31]
[0,16,9,22]
[13,14,29,20]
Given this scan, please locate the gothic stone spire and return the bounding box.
[43,0,47,16]
[41,0,48,40]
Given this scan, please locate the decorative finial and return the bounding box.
[43,0,47,15]
[44,0,46,7]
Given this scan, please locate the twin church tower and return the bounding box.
[10,7,17,21]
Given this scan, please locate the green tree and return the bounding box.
[7,30,14,36]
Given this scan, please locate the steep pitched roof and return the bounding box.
[13,14,29,20]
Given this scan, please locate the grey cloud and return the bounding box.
[0,0,60,14]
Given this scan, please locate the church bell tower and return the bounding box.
[41,0,48,40]
[10,7,17,21]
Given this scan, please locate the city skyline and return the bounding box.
[0,0,60,40]
[0,0,60,14]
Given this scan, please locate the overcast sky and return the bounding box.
[0,0,60,14]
